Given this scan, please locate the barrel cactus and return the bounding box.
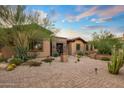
[108,46,124,74]
[6,65,15,71]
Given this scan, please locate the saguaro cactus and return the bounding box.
[108,46,124,74]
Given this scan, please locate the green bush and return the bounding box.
[0,56,4,62]
[15,47,29,62]
[77,51,84,56]
[29,61,41,66]
[76,55,81,62]
[97,45,111,55]
[92,31,122,55]
[9,58,23,66]
[52,51,59,57]
[108,46,124,74]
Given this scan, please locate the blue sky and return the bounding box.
[27,5,124,40]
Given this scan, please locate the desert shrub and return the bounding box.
[0,55,7,62]
[42,57,54,64]
[42,58,52,63]
[85,52,89,56]
[92,31,122,55]
[52,51,59,57]
[6,64,15,71]
[29,61,41,66]
[76,51,83,62]
[77,51,84,56]
[76,55,81,62]
[97,44,112,55]
[9,58,23,66]
[0,57,4,62]
[15,47,29,62]
[108,46,124,74]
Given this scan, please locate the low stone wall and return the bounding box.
[88,53,111,60]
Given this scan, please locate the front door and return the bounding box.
[56,43,63,55]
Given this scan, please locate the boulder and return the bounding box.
[0,63,8,70]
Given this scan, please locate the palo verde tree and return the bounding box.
[0,5,53,61]
[92,31,122,55]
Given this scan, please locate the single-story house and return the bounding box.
[51,37,94,56]
[0,36,94,58]
[67,37,87,55]
[51,36,68,56]
[0,24,94,58]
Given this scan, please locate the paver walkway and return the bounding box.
[0,56,124,88]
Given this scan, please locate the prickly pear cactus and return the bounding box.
[108,46,124,74]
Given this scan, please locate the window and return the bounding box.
[29,40,43,52]
[86,44,89,51]
[76,44,80,51]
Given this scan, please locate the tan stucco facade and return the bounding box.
[0,46,15,58]
[0,40,51,58]
[68,39,87,55]
[51,37,67,55]
[0,37,88,58]
[36,40,50,57]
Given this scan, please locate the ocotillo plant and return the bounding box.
[108,46,124,74]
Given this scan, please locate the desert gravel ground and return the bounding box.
[0,56,124,88]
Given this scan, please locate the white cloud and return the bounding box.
[107,27,124,37]
[61,19,65,23]
[65,6,99,22]
[91,17,112,23]
[31,9,47,25]
[32,9,47,19]
[76,6,98,21]
[81,25,107,30]
[55,29,92,41]
[65,6,124,23]
[91,18,96,22]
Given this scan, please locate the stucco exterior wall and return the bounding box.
[0,46,15,58]
[0,40,51,58]
[68,42,72,55]
[51,37,67,55]
[35,40,50,58]
[0,37,88,58]
[68,39,86,55]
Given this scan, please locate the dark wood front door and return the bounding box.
[56,43,63,55]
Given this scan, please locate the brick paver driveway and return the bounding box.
[0,56,124,88]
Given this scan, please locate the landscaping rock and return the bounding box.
[0,63,8,70]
